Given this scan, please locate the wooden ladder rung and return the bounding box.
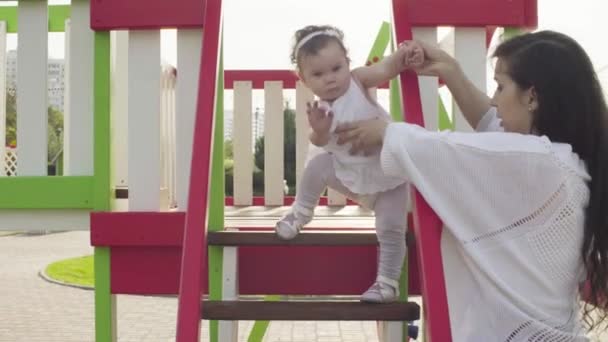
[201,300,420,321]
[207,230,378,246]
[208,230,414,246]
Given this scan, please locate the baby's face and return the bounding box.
[298,41,351,101]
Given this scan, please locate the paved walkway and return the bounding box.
[1,231,606,342]
[0,231,382,342]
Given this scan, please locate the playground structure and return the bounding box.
[0,0,537,341]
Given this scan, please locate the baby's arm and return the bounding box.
[307,101,333,147]
[352,41,423,89]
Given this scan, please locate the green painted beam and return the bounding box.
[247,295,281,342]
[208,32,225,342]
[0,176,94,208]
[93,31,111,212]
[365,22,390,65]
[93,30,114,342]
[48,4,70,32]
[503,27,525,41]
[389,32,405,122]
[438,97,454,131]
[94,247,116,342]
[0,5,71,33]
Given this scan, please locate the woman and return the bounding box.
[336,31,608,340]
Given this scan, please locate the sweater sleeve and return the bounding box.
[476,106,504,132]
[380,122,567,243]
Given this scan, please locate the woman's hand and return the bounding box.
[335,118,389,155]
[398,41,424,70]
[307,101,333,136]
[407,40,457,78]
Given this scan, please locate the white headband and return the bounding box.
[294,29,341,57]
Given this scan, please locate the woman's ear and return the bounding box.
[526,86,539,112]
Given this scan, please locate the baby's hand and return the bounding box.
[398,41,424,69]
[306,101,333,135]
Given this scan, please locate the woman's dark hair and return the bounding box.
[290,25,349,68]
[494,30,608,329]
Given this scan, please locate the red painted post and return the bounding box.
[391,1,452,341]
[175,0,223,341]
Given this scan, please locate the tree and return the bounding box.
[47,106,63,164]
[224,139,234,160]
[5,92,16,147]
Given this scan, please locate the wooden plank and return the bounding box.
[201,300,420,321]
[128,30,161,211]
[0,21,6,176]
[224,204,372,217]
[175,29,202,210]
[17,1,48,176]
[110,30,129,190]
[263,81,283,205]
[233,81,253,205]
[453,28,487,132]
[295,81,313,188]
[64,0,94,176]
[208,230,380,246]
[225,218,375,229]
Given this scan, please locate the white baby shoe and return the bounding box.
[275,207,312,240]
[361,275,400,303]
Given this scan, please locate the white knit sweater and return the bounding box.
[380,108,591,341]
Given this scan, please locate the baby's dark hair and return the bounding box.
[290,25,350,68]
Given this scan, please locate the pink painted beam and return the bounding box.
[91,212,186,247]
[90,212,422,296]
[108,245,380,296]
[90,0,206,30]
[398,0,537,28]
[176,0,222,340]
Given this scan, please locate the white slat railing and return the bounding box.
[232,81,253,206]
[263,81,284,206]
[64,0,94,176]
[175,28,202,210]
[17,1,48,176]
[127,30,163,211]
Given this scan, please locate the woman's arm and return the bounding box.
[336,120,564,241]
[413,40,492,129]
[380,122,562,240]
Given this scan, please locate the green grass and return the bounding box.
[45,255,94,288]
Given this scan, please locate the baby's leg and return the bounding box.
[361,183,410,302]
[375,183,409,281]
[277,152,359,239]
